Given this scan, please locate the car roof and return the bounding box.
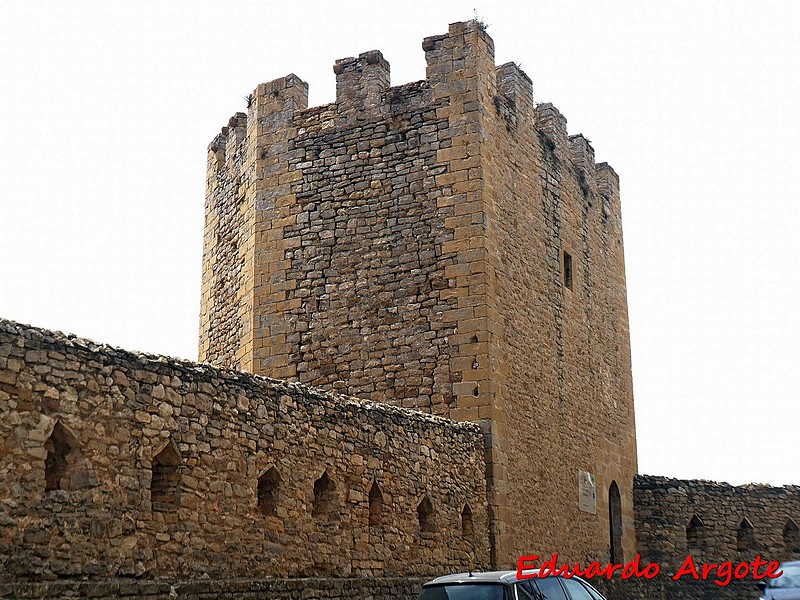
[423,570,542,586]
[423,570,519,586]
[422,569,604,594]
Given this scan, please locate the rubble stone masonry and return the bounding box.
[634,475,800,570]
[590,475,800,600]
[199,20,637,566]
[0,319,489,582]
[0,577,430,599]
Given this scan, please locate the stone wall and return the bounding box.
[596,575,763,600]
[634,475,800,570]
[199,112,249,371]
[270,73,458,412]
[198,20,638,567]
[480,50,637,566]
[0,319,489,582]
[0,574,770,600]
[0,577,429,600]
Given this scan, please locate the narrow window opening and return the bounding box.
[257,467,281,516]
[44,422,78,491]
[151,440,181,511]
[417,496,435,533]
[312,471,335,519]
[737,518,755,551]
[608,481,623,564]
[562,250,573,290]
[784,519,799,552]
[461,503,474,538]
[686,514,705,550]
[368,481,383,527]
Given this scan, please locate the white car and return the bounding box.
[417,570,607,600]
[758,561,800,600]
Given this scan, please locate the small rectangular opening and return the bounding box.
[562,251,573,290]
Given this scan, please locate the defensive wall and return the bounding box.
[0,577,430,599]
[590,476,800,600]
[0,319,489,585]
[199,19,637,568]
[597,575,767,600]
[634,475,800,570]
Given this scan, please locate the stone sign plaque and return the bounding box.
[578,470,597,514]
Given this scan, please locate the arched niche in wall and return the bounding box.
[417,495,435,533]
[151,438,182,511]
[609,481,623,564]
[368,481,383,527]
[461,503,474,539]
[784,518,800,552]
[312,470,335,520]
[44,420,81,491]
[257,466,281,516]
[686,514,705,550]
[736,517,755,551]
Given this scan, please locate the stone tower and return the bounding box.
[199,21,637,567]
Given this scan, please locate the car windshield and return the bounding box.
[768,564,800,589]
[418,584,506,600]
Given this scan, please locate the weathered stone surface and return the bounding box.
[634,475,800,570]
[0,577,429,599]
[198,19,637,565]
[0,319,488,581]
[596,574,761,600]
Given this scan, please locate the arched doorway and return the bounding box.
[609,481,623,563]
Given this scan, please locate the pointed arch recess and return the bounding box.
[368,481,383,526]
[784,518,799,552]
[44,421,80,491]
[461,503,474,538]
[417,495,435,533]
[312,471,335,518]
[686,514,705,550]
[151,438,181,509]
[609,481,623,564]
[737,517,755,551]
[257,466,281,516]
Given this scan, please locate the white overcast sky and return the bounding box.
[1,1,798,486]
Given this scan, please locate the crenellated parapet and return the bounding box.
[495,62,534,132]
[207,112,246,177]
[568,134,595,174]
[597,161,620,200]
[204,20,616,215]
[535,101,569,145]
[423,20,495,103]
[334,50,390,118]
